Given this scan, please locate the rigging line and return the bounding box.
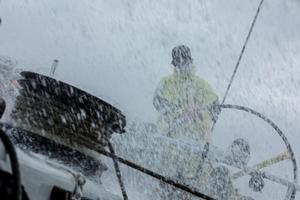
[221,0,265,104]
[198,0,265,174]
[95,145,216,200]
[107,141,129,200]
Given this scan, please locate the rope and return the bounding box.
[107,141,129,200]
[221,0,265,104]
[198,0,265,177]
[96,146,215,200]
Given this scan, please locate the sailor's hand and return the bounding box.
[211,100,221,115]
[209,100,221,123]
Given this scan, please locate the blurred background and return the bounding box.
[0,0,299,199]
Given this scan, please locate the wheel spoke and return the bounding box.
[232,151,290,179]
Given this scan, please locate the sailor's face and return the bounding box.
[174,56,189,73]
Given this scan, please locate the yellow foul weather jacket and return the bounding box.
[153,68,218,144]
[153,68,219,182]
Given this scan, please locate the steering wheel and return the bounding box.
[220,104,298,200]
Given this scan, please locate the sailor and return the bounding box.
[153,46,255,200]
[153,45,221,199]
[153,45,220,143]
